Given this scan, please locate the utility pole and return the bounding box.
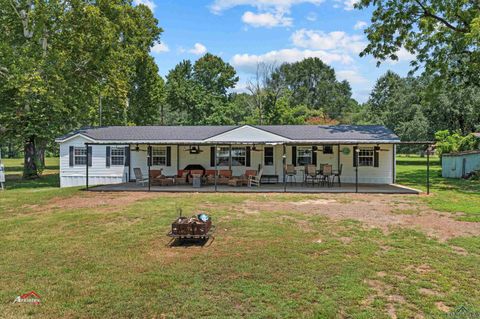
[99,93,102,126]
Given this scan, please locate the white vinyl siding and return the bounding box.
[59,136,128,187]
[59,138,396,187]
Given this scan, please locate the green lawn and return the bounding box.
[396,155,480,221]
[0,157,479,318]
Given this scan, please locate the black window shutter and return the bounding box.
[210,146,215,167]
[69,146,74,167]
[292,146,297,165]
[246,146,251,167]
[374,146,380,167]
[87,146,92,167]
[106,146,111,167]
[125,146,130,166]
[312,146,317,165]
[353,146,358,167]
[147,146,152,166]
[166,146,171,166]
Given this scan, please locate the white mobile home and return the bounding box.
[55,124,405,192]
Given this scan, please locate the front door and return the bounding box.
[263,146,275,175]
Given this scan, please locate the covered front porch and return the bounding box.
[82,140,432,194]
[91,182,420,194]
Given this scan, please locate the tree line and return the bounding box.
[1,0,478,177]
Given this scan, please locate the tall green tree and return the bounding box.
[357,71,429,143]
[270,58,358,119]
[128,56,165,125]
[0,0,162,177]
[165,54,239,125]
[356,0,480,82]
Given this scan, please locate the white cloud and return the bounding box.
[336,69,368,85]
[242,11,292,27]
[291,29,366,54]
[353,20,367,30]
[133,0,156,11]
[306,12,317,21]
[231,82,250,93]
[231,48,353,73]
[210,0,324,28]
[210,0,324,14]
[385,47,415,64]
[151,42,169,53]
[342,0,358,10]
[189,43,208,55]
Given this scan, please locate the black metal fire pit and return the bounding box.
[167,212,215,246]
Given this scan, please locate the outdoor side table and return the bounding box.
[192,175,202,188]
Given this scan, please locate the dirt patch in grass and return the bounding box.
[435,302,451,313]
[418,288,442,297]
[451,246,469,256]
[25,191,159,213]
[363,278,408,318]
[242,194,480,241]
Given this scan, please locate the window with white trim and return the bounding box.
[297,147,312,166]
[74,147,87,166]
[216,147,229,166]
[231,147,246,166]
[152,147,166,166]
[110,147,125,166]
[358,147,374,167]
[216,146,246,166]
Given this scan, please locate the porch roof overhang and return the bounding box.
[81,140,433,145]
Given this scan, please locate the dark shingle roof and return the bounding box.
[258,125,399,141]
[57,126,237,141]
[56,125,399,143]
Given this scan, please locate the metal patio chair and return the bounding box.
[285,164,297,185]
[321,164,333,187]
[304,164,318,186]
[333,164,343,187]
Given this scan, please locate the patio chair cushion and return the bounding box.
[190,169,203,176]
[244,170,257,177]
[152,177,174,186]
[219,170,232,178]
[204,170,216,176]
[175,176,187,185]
[149,170,162,179]
[177,170,188,177]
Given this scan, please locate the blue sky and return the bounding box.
[140,0,415,103]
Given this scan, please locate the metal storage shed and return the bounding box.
[442,150,480,178]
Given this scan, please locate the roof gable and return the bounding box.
[205,125,290,143]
